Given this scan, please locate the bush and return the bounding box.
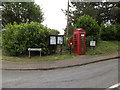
[2,22,59,56]
[75,15,100,41]
[100,24,119,41]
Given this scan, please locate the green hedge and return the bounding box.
[2,22,59,56]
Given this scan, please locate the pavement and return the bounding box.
[1,52,120,70]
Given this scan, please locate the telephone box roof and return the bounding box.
[74,28,86,31]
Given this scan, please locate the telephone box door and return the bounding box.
[80,32,86,54]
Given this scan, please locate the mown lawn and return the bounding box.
[1,41,119,62]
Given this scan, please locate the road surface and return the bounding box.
[2,58,119,88]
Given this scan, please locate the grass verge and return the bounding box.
[86,41,119,55]
[2,41,119,62]
[2,54,77,62]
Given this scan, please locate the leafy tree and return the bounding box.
[64,23,75,37]
[68,2,99,25]
[63,2,120,38]
[115,24,120,41]
[95,2,120,24]
[2,2,44,27]
[76,15,100,38]
[48,28,60,35]
[64,2,119,25]
[110,7,120,24]
[100,23,120,41]
[76,15,100,47]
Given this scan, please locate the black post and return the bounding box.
[70,46,71,54]
[29,51,31,59]
[60,44,62,55]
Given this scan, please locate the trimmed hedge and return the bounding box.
[2,22,59,56]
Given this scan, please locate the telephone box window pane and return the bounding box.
[74,35,78,51]
[81,39,85,52]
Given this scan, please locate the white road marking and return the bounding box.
[107,83,120,90]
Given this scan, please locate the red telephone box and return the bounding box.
[73,29,86,55]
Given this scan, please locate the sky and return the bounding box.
[34,0,68,35]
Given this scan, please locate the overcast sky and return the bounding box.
[34,0,68,35]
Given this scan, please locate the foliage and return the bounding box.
[100,23,119,41]
[76,15,100,41]
[64,24,75,37]
[2,2,44,27]
[2,22,59,56]
[48,28,60,35]
[68,2,99,24]
[64,2,120,25]
[110,6,120,24]
[115,24,120,41]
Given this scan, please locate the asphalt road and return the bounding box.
[2,59,119,88]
